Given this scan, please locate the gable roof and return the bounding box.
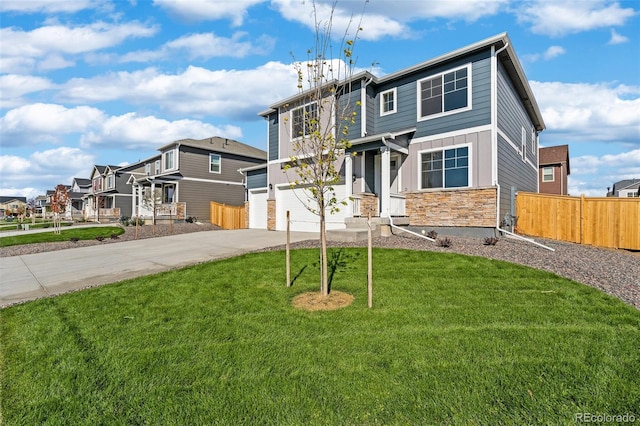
[72,177,92,187]
[0,196,27,204]
[611,179,640,196]
[259,32,545,132]
[539,145,570,174]
[159,136,267,161]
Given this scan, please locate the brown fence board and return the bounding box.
[210,201,246,230]
[516,192,639,250]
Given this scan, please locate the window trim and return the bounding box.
[106,173,115,190]
[163,149,177,172]
[380,88,397,116]
[290,101,318,139]
[209,153,222,174]
[542,166,554,182]
[154,160,160,174]
[417,144,472,190]
[417,64,472,121]
[145,164,151,175]
[521,126,527,162]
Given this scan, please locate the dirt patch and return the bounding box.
[292,291,354,311]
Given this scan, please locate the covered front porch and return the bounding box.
[130,174,186,221]
[345,128,415,219]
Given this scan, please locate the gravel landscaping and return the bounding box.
[2,223,638,310]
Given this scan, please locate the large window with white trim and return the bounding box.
[420,146,469,189]
[418,65,470,120]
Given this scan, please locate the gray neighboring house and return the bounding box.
[127,136,266,222]
[608,179,640,197]
[84,165,133,221]
[251,32,545,234]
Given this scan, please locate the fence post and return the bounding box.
[580,194,585,244]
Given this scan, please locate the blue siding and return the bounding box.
[246,168,267,189]
[267,112,279,161]
[366,85,376,135]
[368,49,492,138]
[497,61,537,165]
[497,134,537,222]
[339,86,362,140]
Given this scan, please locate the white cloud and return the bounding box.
[80,113,243,149]
[61,62,301,119]
[0,75,55,108]
[568,149,640,196]
[0,103,106,145]
[523,45,566,62]
[608,28,629,45]
[37,54,76,71]
[0,0,98,14]
[0,148,95,198]
[0,21,158,73]
[153,0,264,26]
[119,31,275,63]
[531,81,640,145]
[517,0,636,37]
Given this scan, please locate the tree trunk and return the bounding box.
[320,208,328,296]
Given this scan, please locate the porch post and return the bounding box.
[344,154,353,218]
[380,144,390,217]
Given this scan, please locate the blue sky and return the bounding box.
[1,0,638,198]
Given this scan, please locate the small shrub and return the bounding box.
[43,223,50,228]
[95,236,105,242]
[185,216,197,223]
[437,237,452,248]
[5,217,13,223]
[70,237,80,243]
[129,217,145,226]
[427,230,438,240]
[119,216,131,226]
[483,237,499,246]
[110,234,119,240]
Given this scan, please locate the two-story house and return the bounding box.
[84,165,133,221]
[538,145,570,195]
[250,33,544,234]
[0,196,27,218]
[126,137,267,222]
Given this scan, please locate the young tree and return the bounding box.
[283,0,366,296]
[141,187,163,235]
[50,184,70,234]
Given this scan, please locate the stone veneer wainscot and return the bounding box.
[405,187,497,227]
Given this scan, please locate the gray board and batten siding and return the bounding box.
[496,59,538,224]
[246,168,268,190]
[267,113,279,161]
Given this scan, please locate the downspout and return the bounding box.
[360,76,374,137]
[492,43,554,251]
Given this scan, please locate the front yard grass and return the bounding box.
[0,226,124,248]
[1,248,638,424]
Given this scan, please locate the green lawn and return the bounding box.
[1,248,638,424]
[0,226,124,247]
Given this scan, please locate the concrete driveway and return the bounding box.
[0,229,316,307]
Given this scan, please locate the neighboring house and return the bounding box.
[34,195,47,216]
[127,137,267,222]
[538,145,570,195]
[252,32,544,233]
[608,179,640,197]
[0,196,27,218]
[84,165,133,221]
[69,178,92,217]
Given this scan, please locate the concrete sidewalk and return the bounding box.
[0,229,317,307]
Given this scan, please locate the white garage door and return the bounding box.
[276,185,348,232]
[248,189,268,229]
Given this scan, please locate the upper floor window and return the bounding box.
[155,160,160,174]
[209,153,221,174]
[92,177,102,192]
[145,164,151,175]
[163,149,176,171]
[380,88,397,116]
[521,127,527,162]
[420,146,469,189]
[291,102,318,138]
[542,167,554,182]
[106,174,115,189]
[418,65,471,120]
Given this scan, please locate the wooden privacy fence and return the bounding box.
[516,192,640,250]
[210,201,246,230]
